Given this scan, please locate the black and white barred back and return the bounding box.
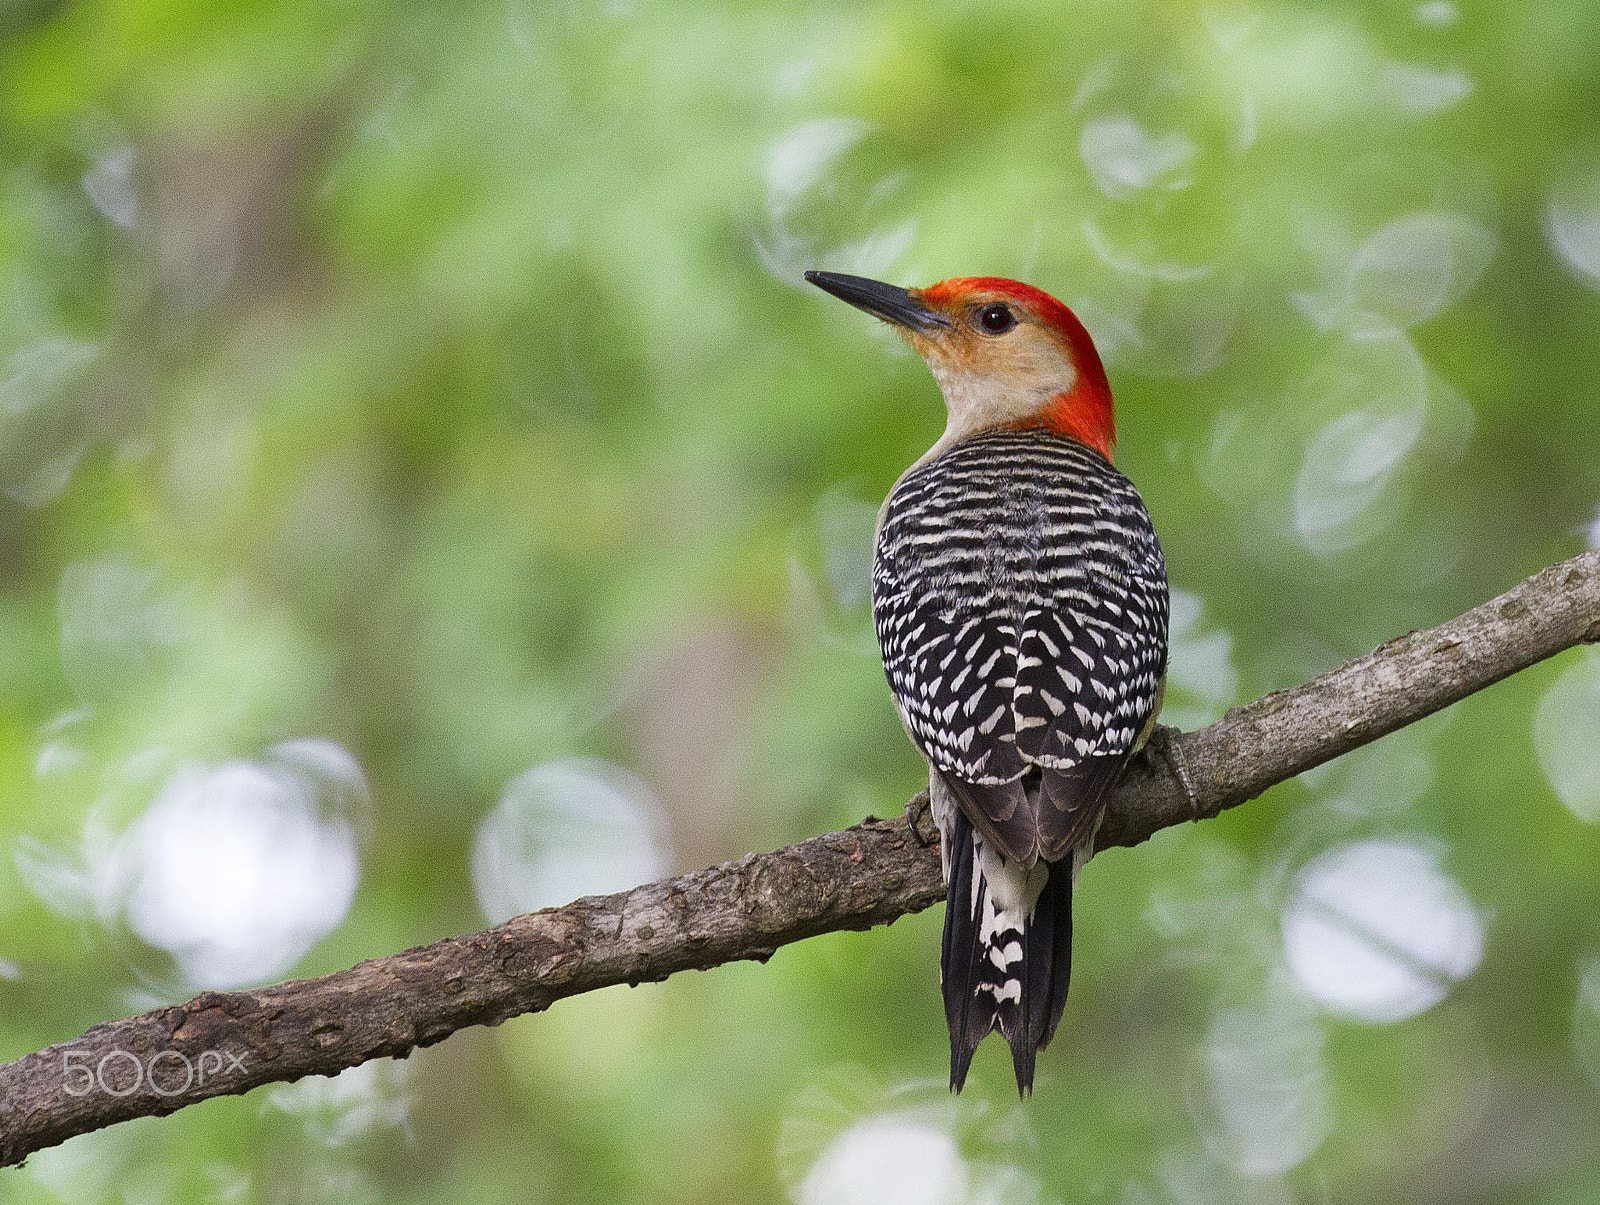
[873,427,1169,1092]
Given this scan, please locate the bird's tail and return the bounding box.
[941,808,1073,1095]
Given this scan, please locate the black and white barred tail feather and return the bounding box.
[940,805,1074,1094]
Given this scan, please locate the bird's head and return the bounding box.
[805,271,1115,461]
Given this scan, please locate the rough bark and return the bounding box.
[1,550,1595,1166]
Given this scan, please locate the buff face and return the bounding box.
[900,286,1088,461]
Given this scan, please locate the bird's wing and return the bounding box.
[1014,468,1168,860]
[873,432,1047,789]
[872,575,1031,788]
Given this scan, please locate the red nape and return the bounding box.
[1013,388,1116,463]
[922,276,1117,461]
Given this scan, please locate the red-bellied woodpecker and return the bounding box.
[805,270,1170,1095]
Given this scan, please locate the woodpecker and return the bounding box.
[805,270,1169,1095]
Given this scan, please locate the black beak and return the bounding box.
[804,270,951,334]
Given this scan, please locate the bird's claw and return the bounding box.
[905,791,938,847]
[1145,725,1201,820]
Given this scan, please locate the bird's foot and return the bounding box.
[905,790,939,847]
[1145,725,1201,820]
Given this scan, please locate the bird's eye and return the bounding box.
[977,303,1015,334]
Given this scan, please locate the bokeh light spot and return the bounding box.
[1534,652,1600,823]
[118,741,367,989]
[1343,212,1495,329]
[1283,839,1482,1022]
[472,757,671,922]
[798,1117,968,1205]
[1202,998,1330,1176]
[1079,115,1198,200]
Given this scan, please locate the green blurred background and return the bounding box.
[2,0,1600,1200]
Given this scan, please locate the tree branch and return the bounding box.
[2,551,1596,1166]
